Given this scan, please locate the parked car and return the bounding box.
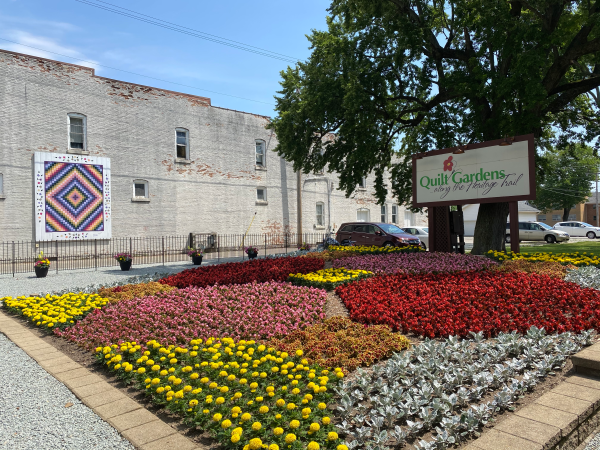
[505,222,570,244]
[336,222,422,248]
[401,226,429,250]
[553,221,600,239]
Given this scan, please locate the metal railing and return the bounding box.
[0,232,327,276]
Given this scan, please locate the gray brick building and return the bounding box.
[0,49,424,242]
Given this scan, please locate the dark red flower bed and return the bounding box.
[159,256,325,288]
[336,271,600,337]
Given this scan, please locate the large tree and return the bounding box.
[268,0,600,254]
[530,144,597,221]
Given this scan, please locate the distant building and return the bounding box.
[0,49,425,242]
[462,201,540,236]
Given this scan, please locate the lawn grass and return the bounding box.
[519,241,600,256]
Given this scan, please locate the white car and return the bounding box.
[506,222,570,243]
[553,221,600,239]
[401,226,429,249]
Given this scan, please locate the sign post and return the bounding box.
[412,134,536,252]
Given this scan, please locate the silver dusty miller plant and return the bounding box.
[565,266,600,290]
[334,327,595,450]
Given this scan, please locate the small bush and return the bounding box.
[97,282,177,303]
[267,317,411,372]
[493,259,576,279]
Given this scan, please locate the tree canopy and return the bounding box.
[530,144,597,221]
[268,0,600,252]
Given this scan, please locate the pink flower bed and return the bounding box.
[332,252,497,274]
[56,281,327,350]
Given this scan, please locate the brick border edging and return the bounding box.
[0,310,200,450]
[463,359,600,450]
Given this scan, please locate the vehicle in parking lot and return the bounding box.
[336,222,422,248]
[553,221,600,239]
[401,226,429,249]
[505,222,570,244]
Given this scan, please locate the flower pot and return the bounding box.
[247,251,258,260]
[192,255,203,265]
[35,266,49,278]
[119,260,132,271]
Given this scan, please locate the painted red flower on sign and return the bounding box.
[443,156,453,171]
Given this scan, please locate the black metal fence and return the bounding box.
[0,233,327,276]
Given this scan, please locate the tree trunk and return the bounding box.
[471,202,510,255]
[562,208,570,221]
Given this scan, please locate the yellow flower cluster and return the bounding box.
[288,268,374,290]
[328,245,423,255]
[2,293,109,330]
[96,338,345,450]
[487,250,600,267]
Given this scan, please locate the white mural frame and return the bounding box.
[34,152,112,241]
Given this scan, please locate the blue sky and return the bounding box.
[0,0,331,116]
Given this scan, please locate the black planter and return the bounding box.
[119,260,132,271]
[192,255,203,265]
[247,251,258,260]
[35,266,49,278]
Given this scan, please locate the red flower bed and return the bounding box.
[336,271,600,337]
[159,256,324,288]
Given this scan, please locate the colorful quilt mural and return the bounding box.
[34,153,111,241]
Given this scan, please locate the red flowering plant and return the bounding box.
[34,251,50,268]
[186,247,203,257]
[336,271,600,338]
[158,256,324,289]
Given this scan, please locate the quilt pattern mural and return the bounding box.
[34,152,111,240]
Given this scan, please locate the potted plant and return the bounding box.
[245,246,259,260]
[34,251,50,278]
[298,242,311,251]
[114,253,132,271]
[187,247,204,265]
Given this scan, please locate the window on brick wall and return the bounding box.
[68,113,86,151]
[391,205,398,223]
[176,128,189,159]
[316,202,324,227]
[381,204,387,223]
[537,215,546,221]
[358,177,366,189]
[256,187,267,203]
[133,179,149,199]
[552,214,561,221]
[256,140,266,167]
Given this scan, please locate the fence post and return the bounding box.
[129,237,132,263]
[12,241,15,277]
[217,235,220,263]
[95,239,98,271]
[55,240,59,274]
[264,234,267,259]
[162,236,165,266]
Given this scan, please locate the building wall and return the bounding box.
[535,204,586,227]
[0,50,424,242]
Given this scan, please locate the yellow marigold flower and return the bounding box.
[302,408,311,416]
[221,419,232,429]
[322,417,331,425]
[328,432,338,441]
[249,438,262,450]
[284,434,296,444]
[308,442,320,450]
[232,427,243,436]
[276,399,285,407]
[213,413,222,422]
[251,422,262,431]
[296,349,303,357]
[273,427,284,436]
[189,399,198,407]
[318,403,327,410]
[337,445,348,450]
[231,434,240,444]
[259,406,269,413]
[289,420,300,429]
[310,423,320,432]
[241,413,251,422]
[287,403,296,410]
[232,406,242,414]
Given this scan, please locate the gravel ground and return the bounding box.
[0,333,134,450]
[584,431,600,450]
[0,257,241,298]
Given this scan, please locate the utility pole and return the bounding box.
[297,170,302,246]
[595,167,600,227]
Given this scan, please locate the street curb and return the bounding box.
[0,310,203,450]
